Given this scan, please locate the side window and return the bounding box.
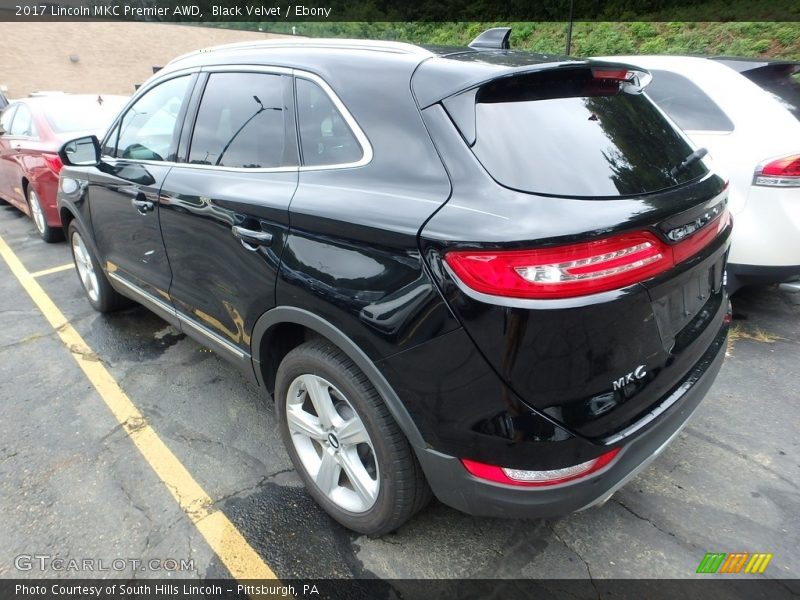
[116,75,190,161]
[646,70,734,132]
[296,78,363,167]
[101,122,119,157]
[9,105,36,137]
[0,105,17,132]
[188,72,290,169]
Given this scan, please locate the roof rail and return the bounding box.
[468,27,511,50]
[168,38,432,67]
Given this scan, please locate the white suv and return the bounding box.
[597,55,800,293]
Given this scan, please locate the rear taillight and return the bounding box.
[591,68,633,81]
[445,209,730,300]
[754,154,800,187]
[462,448,620,487]
[43,153,63,175]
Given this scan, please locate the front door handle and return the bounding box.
[131,198,155,214]
[231,225,273,248]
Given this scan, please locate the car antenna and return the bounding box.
[468,27,511,50]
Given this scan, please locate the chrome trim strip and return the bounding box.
[293,69,373,171]
[201,64,293,75]
[176,313,246,360]
[108,272,175,315]
[107,272,246,361]
[442,262,631,310]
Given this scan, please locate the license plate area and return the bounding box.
[650,253,724,352]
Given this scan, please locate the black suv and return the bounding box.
[57,29,731,535]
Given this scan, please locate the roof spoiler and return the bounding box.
[469,27,511,50]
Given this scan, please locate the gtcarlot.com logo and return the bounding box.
[14,554,195,573]
[696,552,773,574]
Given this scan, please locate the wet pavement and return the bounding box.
[1,203,798,585]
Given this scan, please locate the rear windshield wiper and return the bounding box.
[670,147,708,178]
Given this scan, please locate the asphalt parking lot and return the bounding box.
[1,203,798,591]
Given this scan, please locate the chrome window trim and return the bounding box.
[107,272,246,361]
[292,70,373,171]
[98,65,372,174]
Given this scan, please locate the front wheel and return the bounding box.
[275,340,431,535]
[28,187,62,243]
[68,221,128,313]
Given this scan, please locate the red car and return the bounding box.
[0,94,127,241]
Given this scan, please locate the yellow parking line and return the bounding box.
[31,263,75,278]
[0,233,277,581]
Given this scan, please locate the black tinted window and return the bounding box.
[189,73,291,169]
[466,69,708,197]
[296,78,362,167]
[116,76,190,161]
[646,70,734,132]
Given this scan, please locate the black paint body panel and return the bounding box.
[57,40,732,517]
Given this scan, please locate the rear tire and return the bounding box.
[68,221,128,313]
[275,339,431,535]
[28,187,63,243]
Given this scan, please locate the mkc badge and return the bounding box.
[612,365,647,391]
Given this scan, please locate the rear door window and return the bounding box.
[188,72,293,169]
[645,70,734,132]
[9,104,36,137]
[0,105,16,132]
[295,77,363,167]
[460,69,708,198]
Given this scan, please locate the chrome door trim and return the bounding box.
[107,271,247,362]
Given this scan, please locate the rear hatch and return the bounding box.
[417,59,731,442]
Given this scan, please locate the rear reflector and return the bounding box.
[462,448,620,487]
[43,153,63,175]
[445,209,729,299]
[754,154,800,187]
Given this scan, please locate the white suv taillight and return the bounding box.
[754,154,800,187]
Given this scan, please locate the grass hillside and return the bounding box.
[212,22,800,60]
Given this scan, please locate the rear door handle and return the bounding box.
[231,225,273,248]
[131,198,155,214]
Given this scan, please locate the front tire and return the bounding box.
[275,339,431,535]
[28,187,62,243]
[68,221,127,313]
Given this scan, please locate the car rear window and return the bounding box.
[44,96,128,134]
[740,65,800,121]
[645,70,734,132]
[458,69,708,198]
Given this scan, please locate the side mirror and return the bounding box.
[59,135,101,167]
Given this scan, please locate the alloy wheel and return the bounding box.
[29,190,46,235]
[71,232,100,303]
[286,373,379,513]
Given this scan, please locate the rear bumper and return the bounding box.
[727,263,800,291]
[728,184,800,268]
[415,321,728,519]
